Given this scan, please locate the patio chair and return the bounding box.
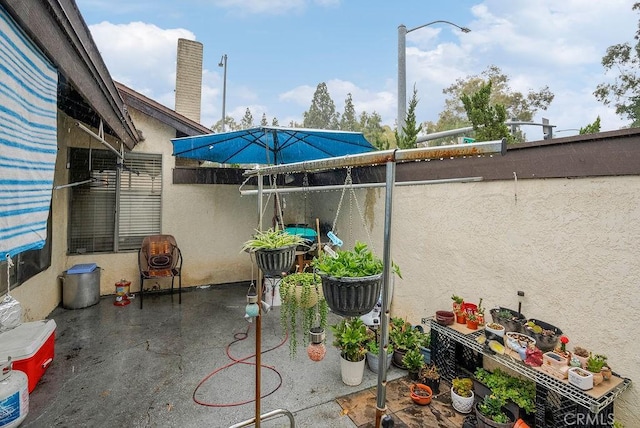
[138,234,183,309]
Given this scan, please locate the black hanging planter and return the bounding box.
[320,273,383,317]
[254,246,296,278]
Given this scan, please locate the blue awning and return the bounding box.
[171,126,376,165]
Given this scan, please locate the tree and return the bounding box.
[395,85,422,149]
[340,93,360,131]
[461,80,514,143]
[302,82,339,129]
[359,111,390,149]
[429,65,554,142]
[594,3,640,126]
[240,108,254,129]
[260,113,268,127]
[579,116,601,134]
[211,116,240,132]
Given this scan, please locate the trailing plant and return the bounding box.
[313,241,401,278]
[279,272,328,358]
[401,348,425,373]
[331,317,368,362]
[241,226,306,252]
[452,377,473,397]
[474,368,536,414]
[478,394,511,424]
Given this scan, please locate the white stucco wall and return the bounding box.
[12,111,637,423]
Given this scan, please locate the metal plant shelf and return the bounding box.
[430,320,631,414]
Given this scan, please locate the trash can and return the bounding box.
[61,264,100,309]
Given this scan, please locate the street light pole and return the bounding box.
[397,21,470,139]
[218,54,228,132]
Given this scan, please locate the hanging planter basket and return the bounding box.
[320,273,383,317]
[254,246,296,277]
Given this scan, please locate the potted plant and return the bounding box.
[522,319,562,352]
[409,383,433,405]
[568,366,594,390]
[451,377,475,414]
[572,346,590,369]
[418,363,440,394]
[474,368,536,418]
[476,394,515,428]
[490,307,526,333]
[485,322,506,338]
[365,335,393,374]
[586,353,607,386]
[279,272,328,358]
[451,294,464,313]
[402,348,425,380]
[313,241,400,317]
[242,227,306,277]
[389,317,420,369]
[466,312,479,330]
[330,317,368,386]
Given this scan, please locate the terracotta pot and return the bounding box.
[410,383,432,405]
[601,366,612,381]
[466,319,479,330]
[456,313,466,324]
[591,371,604,386]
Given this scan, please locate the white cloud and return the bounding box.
[90,21,195,104]
[208,0,305,14]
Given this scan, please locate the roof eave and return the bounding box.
[0,0,139,150]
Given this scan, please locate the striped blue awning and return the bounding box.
[0,6,58,258]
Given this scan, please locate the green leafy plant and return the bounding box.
[474,368,536,414]
[452,377,473,398]
[241,226,306,252]
[418,364,439,382]
[279,272,328,358]
[478,394,511,424]
[312,241,401,278]
[389,317,421,352]
[498,309,515,320]
[331,317,368,362]
[586,353,608,373]
[401,348,425,373]
[451,295,464,304]
[367,337,393,355]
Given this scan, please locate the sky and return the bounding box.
[75,0,637,141]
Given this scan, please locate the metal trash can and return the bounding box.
[61,264,100,309]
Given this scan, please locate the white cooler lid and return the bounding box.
[0,319,56,361]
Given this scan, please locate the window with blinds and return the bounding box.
[68,148,162,253]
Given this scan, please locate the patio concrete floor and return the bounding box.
[21,283,469,427]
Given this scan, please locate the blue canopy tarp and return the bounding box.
[171,126,376,165]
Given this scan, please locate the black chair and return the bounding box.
[138,234,182,309]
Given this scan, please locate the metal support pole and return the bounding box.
[255,173,263,428]
[397,25,407,138]
[375,159,396,428]
[219,54,227,132]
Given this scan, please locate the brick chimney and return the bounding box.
[175,38,203,123]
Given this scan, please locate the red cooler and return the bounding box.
[0,319,56,393]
